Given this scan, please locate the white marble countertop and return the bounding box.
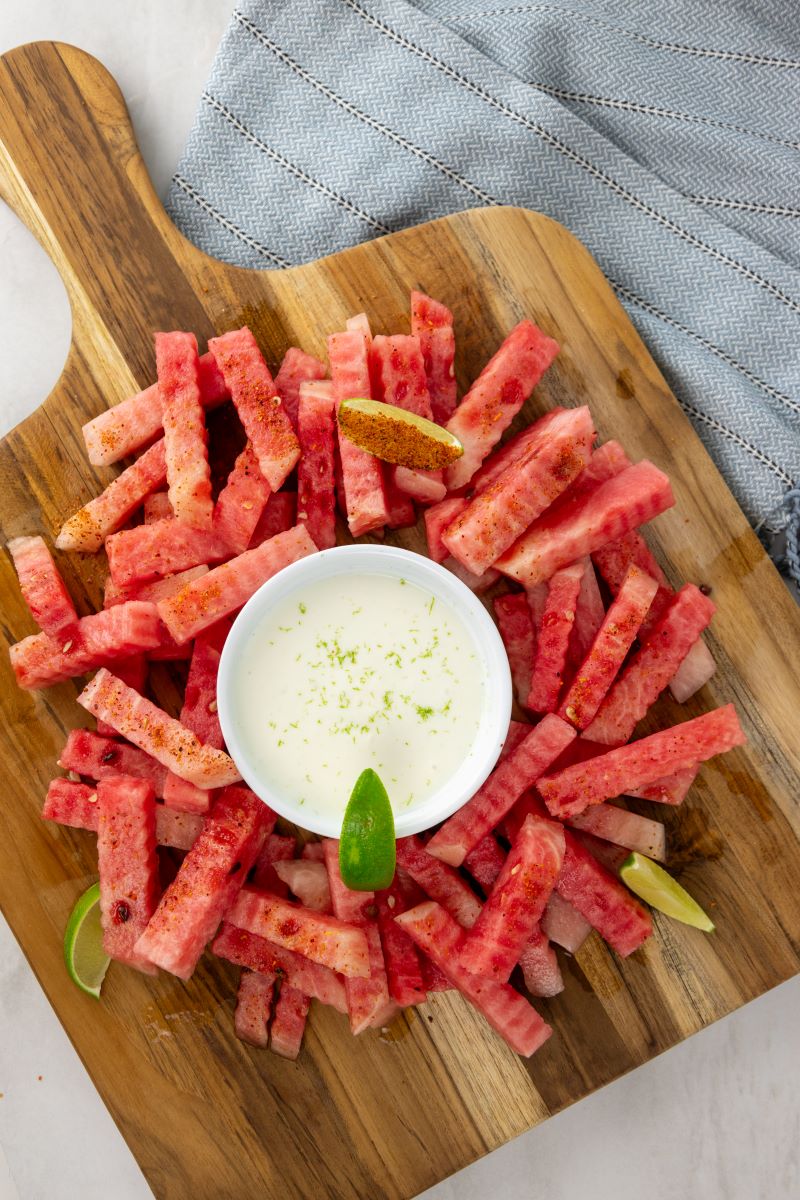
[0,4,797,1198]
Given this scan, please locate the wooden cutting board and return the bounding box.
[0,41,798,1200]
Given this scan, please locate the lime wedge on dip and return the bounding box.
[338,398,464,470]
[340,768,396,891]
[64,882,110,998]
[620,852,715,932]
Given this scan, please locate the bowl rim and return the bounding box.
[217,543,512,838]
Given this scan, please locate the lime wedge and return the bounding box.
[339,768,396,891]
[64,882,110,998]
[338,398,464,470]
[620,852,715,932]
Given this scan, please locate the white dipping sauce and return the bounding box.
[229,572,484,824]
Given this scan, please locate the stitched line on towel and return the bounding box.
[687,195,800,219]
[455,5,800,69]
[172,175,292,267]
[342,0,800,315]
[202,91,393,234]
[611,278,800,421]
[526,83,800,152]
[233,9,501,207]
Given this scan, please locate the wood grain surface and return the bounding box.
[0,41,798,1200]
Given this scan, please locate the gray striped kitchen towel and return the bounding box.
[167,0,800,584]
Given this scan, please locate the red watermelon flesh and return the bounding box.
[273,859,332,912]
[7,536,79,639]
[328,329,390,536]
[248,492,297,548]
[251,833,297,897]
[442,557,500,593]
[157,331,213,530]
[375,878,427,1007]
[627,765,699,806]
[96,653,147,736]
[568,802,666,861]
[445,320,560,490]
[517,925,564,998]
[133,785,269,978]
[370,333,446,503]
[527,561,586,714]
[426,715,576,867]
[469,411,563,497]
[541,892,591,954]
[539,704,746,819]
[57,439,167,554]
[81,350,227,467]
[143,492,173,523]
[208,327,300,490]
[395,836,482,927]
[410,290,457,424]
[556,831,652,957]
[346,313,372,339]
[496,462,675,587]
[105,519,228,587]
[270,985,311,1059]
[568,558,605,668]
[443,406,595,575]
[103,564,209,609]
[234,969,275,1048]
[494,593,535,709]
[179,620,229,747]
[460,815,565,981]
[157,525,317,644]
[383,475,417,529]
[585,584,716,746]
[77,669,241,789]
[96,775,160,974]
[10,601,163,690]
[58,728,167,796]
[296,380,337,550]
[225,889,370,980]
[669,638,717,703]
[274,346,327,429]
[395,902,552,1057]
[463,833,507,893]
[212,445,272,555]
[42,779,204,851]
[558,564,659,730]
[212,922,347,1013]
[300,840,325,862]
[160,771,213,817]
[424,497,469,563]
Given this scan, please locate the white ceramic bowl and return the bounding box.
[217,543,512,838]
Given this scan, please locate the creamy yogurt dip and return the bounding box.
[226,571,484,826]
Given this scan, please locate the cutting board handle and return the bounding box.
[0,41,216,376]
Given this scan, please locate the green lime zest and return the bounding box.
[620,852,715,932]
[63,882,110,998]
[339,768,396,891]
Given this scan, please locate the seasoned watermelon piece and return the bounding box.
[58,728,167,796]
[10,601,163,690]
[133,785,268,978]
[501,718,533,760]
[541,892,592,954]
[426,715,576,867]
[526,581,548,632]
[383,476,417,529]
[463,833,506,893]
[443,557,500,593]
[424,497,468,563]
[225,889,370,979]
[208,327,300,490]
[419,954,453,992]
[158,525,316,644]
[628,766,699,806]
[410,290,457,424]
[57,439,168,554]
[212,922,347,1012]
[494,593,535,709]
[274,859,332,912]
[251,832,297,897]
[270,985,311,1059]
[556,831,652,956]
[669,639,717,702]
[161,774,213,816]
[234,969,275,1048]
[82,351,228,466]
[103,564,209,609]
[497,461,674,587]
[154,804,205,850]
[96,775,160,974]
[78,669,241,789]
[568,803,666,860]
[460,815,564,981]
[179,620,228,747]
[328,329,390,536]
[527,561,585,714]
[143,492,173,523]
[558,565,659,730]
[469,412,564,497]
[585,584,716,746]
[346,313,372,339]
[323,841,395,1033]
[274,346,327,429]
[540,704,745,819]
[375,878,427,1007]
[95,654,147,736]
[568,558,605,667]
[394,464,446,504]
[300,840,325,862]
[444,407,595,575]
[7,536,79,639]
[106,520,228,587]
[395,836,482,927]
[248,492,297,548]
[212,445,271,555]
[445,320,560,490]
[157,331,213,530]
[42,779,205,850]
[371,334,446,504]
[518,925,564,998]
[396,902,552,1057]
[296,380,337,551]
